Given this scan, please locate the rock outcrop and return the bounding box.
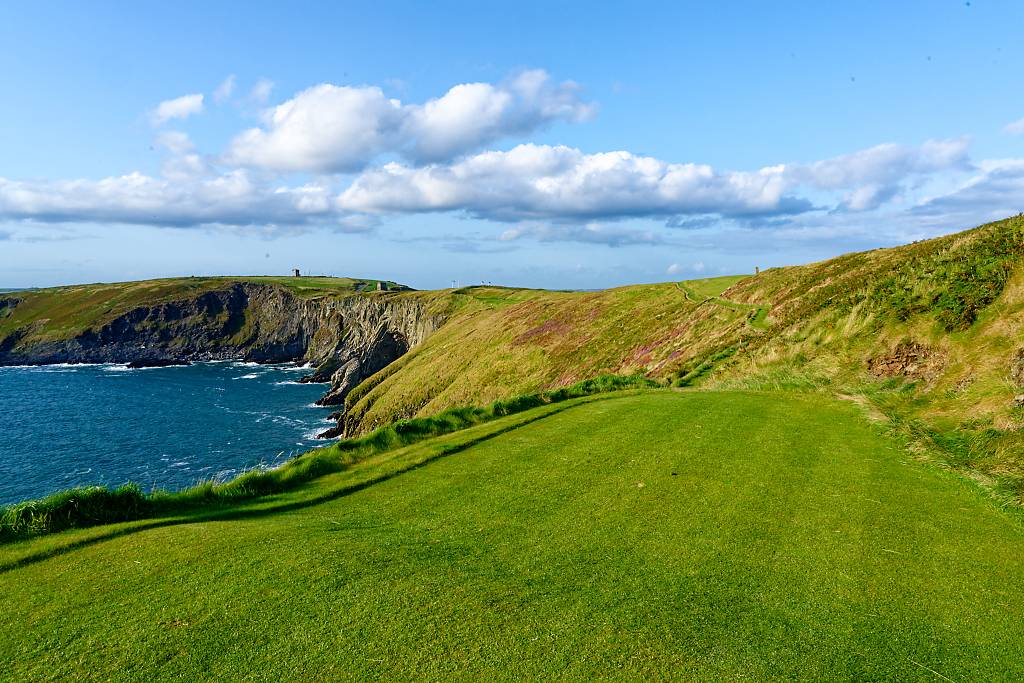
[0,297,20,319]
[0,283,447,437]
[126,359,192,369]
[867,341,944,381]
[1011,348,1024,387]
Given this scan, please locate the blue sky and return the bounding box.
[1,1,1023,289]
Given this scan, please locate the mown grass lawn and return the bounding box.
[3,391,1024,680]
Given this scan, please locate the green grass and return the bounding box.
[238,275,410,298]
[0,374,658,541]
[3,391,1023,680]
[866,217,1024,330]
[681,274,750,298]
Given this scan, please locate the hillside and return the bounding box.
[348,217,1024,425]
[714,215,1024,498]
[340,279,755,434]
[340,216,1024,499]
[3,216,1024,499]
[4,391,1023,680]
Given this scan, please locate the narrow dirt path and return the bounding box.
[676,282,771,331]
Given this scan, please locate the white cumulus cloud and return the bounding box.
[224,70,594,173]
[0,172,364,231]
[226,84,404,173]
[1005,118,1024,136]
[153,131,210,181]
[0,103,1003,248]
[337,144,806,222]
[151,93,205,126]
[785,137,972,211]
[913,159,1024,224]
[403,70,595,163]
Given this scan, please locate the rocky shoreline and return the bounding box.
[0,283,447,437]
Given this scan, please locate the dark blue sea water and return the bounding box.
[0,362,336,505]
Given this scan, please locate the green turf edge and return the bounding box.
[0,374,660,542]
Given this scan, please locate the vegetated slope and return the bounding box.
[346,217,1024,431]
[344,216,1024,499]
[0,274,760,433]
[714,214,1024,497]
[3,391,1022,680]
[340,281,753,435]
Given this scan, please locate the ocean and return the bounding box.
[0,361,337,505]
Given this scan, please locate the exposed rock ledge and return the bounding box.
[0,283,447,437]
[126,359,191,369]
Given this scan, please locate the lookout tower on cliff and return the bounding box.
[292,268,301,277]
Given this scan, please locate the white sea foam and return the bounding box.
[274,380,303,386]
[2,362,149,371]
[102,364,131,372]
[33,366,80,373]
[280,362,313,371]
[27,363,93,371]
[235,373,261,380]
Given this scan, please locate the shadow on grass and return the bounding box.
[0,398,591,575]
[2,374,658,542]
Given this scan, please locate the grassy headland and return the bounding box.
[0,275,406,343]
[4,216,1024,502]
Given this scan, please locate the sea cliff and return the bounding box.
[0,282,447,438]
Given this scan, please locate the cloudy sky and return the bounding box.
[2,1,1023,289]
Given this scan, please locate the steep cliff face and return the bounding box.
[0,283,447,434]
[295,292,444,409]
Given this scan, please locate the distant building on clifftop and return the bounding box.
[292,268,301,277]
